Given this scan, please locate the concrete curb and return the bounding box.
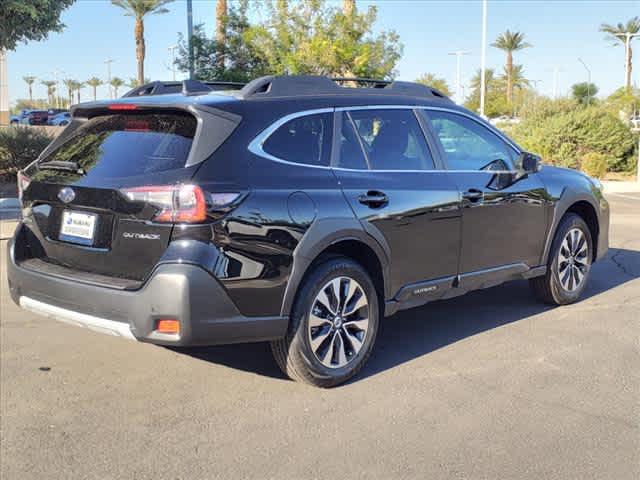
[602,181,640,194]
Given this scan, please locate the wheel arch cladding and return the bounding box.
[565,200,599,260]
[280,219,390,318]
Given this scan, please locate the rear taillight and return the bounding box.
[17,171,31,204]
[121,184,207,223]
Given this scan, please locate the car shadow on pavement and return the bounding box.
[174,247,640,384]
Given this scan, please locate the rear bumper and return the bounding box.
[6,235,288,346]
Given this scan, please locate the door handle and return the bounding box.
[358,190,389,208]
[462,188,484,203]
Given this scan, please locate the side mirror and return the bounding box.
[519,152,542,174]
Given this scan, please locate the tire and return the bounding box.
[271,257,379,388]
[530,213,593,305]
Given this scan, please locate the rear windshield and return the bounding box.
[41,112,197,177]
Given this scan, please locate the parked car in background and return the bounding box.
[10,109,33,125]
[8,76,610,388]
[48,111,71,126]
[21,110,49,125]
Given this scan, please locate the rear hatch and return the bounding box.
[19,108,215,285]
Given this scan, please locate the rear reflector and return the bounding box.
[121,184,207,223]
[156,319,180,335]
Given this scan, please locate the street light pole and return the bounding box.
[104,58,114,99]
[186,0,194,80]
[578,57,591,105]
[479,0,488,118]
[448,50,470,105]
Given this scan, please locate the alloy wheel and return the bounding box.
[557,228,589,292]
[307,276,370,369]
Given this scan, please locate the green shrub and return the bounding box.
[0,127,52,181]
[510,105,636,172]
[581,152,608,178]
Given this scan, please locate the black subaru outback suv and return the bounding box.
[7,76,609,387]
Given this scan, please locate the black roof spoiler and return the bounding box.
[239,75,452,101]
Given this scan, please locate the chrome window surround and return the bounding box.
[247,105,523,173]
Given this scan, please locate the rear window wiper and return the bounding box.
[38,160,86,175]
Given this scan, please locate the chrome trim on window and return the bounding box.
[247,104,522,172]
[247,107,335,170]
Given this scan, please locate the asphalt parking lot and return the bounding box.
[1,192,638,480]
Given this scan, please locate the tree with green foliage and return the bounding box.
[111,0,173,85]
[86,77,103,101]
[40,80,57,106]
[465,68,510,117]
[109,77,125,98]
[22,76,37,102]
[176,0,402,82]
[176,1,266,82]
[492,30,531,105]
[0,0,75,124]
[600,17,640,91]
[571,82,599,105]
[126,77,150,89]
[74,81,85,103]
[415,73,451,97]
[247,0,402,78]
[0,127,53,180]
[510,105,635,172]
[0,0,75,50]
[63,79,76,106]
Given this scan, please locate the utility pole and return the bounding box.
[613,32,639,91]
[479,0,488,118]
[187,0,194,80]
[448,50,470,105]
[168,45,178,81]
[578,57,591,105]
[104,58,114,99]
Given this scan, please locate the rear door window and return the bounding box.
[262,112,333,166]
[348,109,435,171]
[40,112,197,178]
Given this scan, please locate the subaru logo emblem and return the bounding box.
[58,187,75,204]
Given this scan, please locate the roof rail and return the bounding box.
[238,75,452,101]
[122,80,246,98]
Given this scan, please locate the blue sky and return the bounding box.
[6,0,639,105]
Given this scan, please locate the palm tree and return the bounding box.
[63,79,76,106]
[415,73,452,97]
[74,81,85,103]
[41,80,57,106]
[126,77,150,89]
[343,0,355,15]
[86,77,103,101]
[110,77,125,97]
[470,68,496,97]
[111,0,173,85]
[492,30,532,104]
[600,17,640,91]
[498,64,530,91]
[216,0,227,69]
[23,76,37,102]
